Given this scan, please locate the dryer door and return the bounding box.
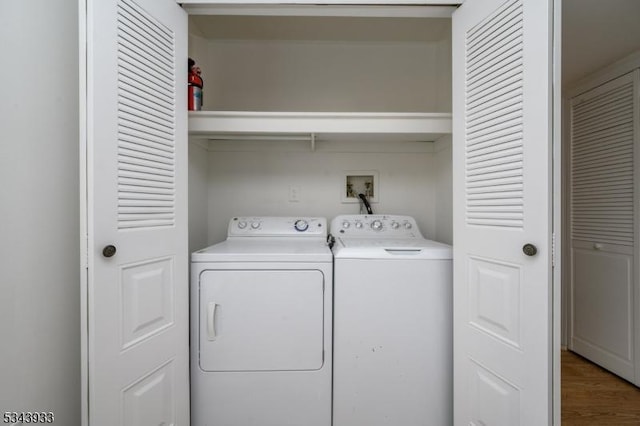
[199,269,325,371]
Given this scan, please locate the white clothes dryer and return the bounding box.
[330,214,453,426]
[191,217,332,426]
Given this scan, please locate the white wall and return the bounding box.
[199,39,446,112]
[434,136,453,245]
[196,141,444,245]
[562,0,640,87]
[189,141,211,253]
[188,16,451,113]
[187,19,453,247]
[0,1,80,424]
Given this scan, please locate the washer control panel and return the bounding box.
[228,216,327,237]
[331,215,422,238]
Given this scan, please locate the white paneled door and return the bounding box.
[85,0,189,424]
[570,71,639,383]
[452,0,554,425]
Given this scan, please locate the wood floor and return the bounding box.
[562,350,640,425]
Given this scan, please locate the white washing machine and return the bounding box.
[330,214,453,426]
[190,217,332,426]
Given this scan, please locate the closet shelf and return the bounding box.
[188,111,452,143]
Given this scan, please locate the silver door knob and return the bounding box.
[103,245,117,258]
[522,243,537,256]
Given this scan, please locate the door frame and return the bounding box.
[79,0,89,424]
[78,1,563,424]
[552,0,562,424]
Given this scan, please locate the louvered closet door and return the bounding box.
[452,0,554,424]
[570,71,639,383]
[86,0,189,424]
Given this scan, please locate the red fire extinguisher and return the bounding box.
[188,58,203,111]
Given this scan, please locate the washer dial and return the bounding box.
[371,220,383,231]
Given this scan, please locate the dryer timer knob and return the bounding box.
[294,219,309,232]
[371,220,383,231]
[251,221,261,229]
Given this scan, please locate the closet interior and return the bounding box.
[185,11,454,251]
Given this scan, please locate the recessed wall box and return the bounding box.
[342,171,378,204]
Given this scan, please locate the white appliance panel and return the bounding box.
[199,269,325,372]
[191,216,332,426]
[192,238,333,263]
[332,258,453,426]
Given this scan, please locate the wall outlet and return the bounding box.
[342,171,378,204]
[288,185,300,202]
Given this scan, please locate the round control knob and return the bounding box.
[355,222,363,229]
[251,221,261,229]
[294,219,309,232]
[391,221,400,229]
[404,222,413,229]
[342,221,351,229]
[371,220,383,231]
[237,221,247,229]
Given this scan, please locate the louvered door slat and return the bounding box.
[118,153,174,171]
[572,130,634,151]
[465,0,521,63]
[573,133,634,155]
[465,0,524,228]
[467,153,523,171]
[572,84,633,115]
[468,90,523,119]
[573,189,633,198]
[118,147,174,166]
[119,62,174,104]
[571,74,636,246]
[468,54,523,98]
[573,149,633,166]
[468,74,522,108]
[118,86,173,120]
[117,37,173,88]
[573,112,634,138]
[466,131,521,152]
[119,131,175,153]
[572,97,633,126]
[118,2,173,51]
[573,87,633,115]
[116,0,176,229]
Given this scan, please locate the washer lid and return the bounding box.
[192,238,333,263]
[334,237,452,260]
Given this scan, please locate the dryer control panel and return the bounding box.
[228,216,327,237]
[330,215,423,238]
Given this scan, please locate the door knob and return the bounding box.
[102,245,117,258]
[522,243,537,257]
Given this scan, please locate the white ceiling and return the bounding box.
[562,0,640,89]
